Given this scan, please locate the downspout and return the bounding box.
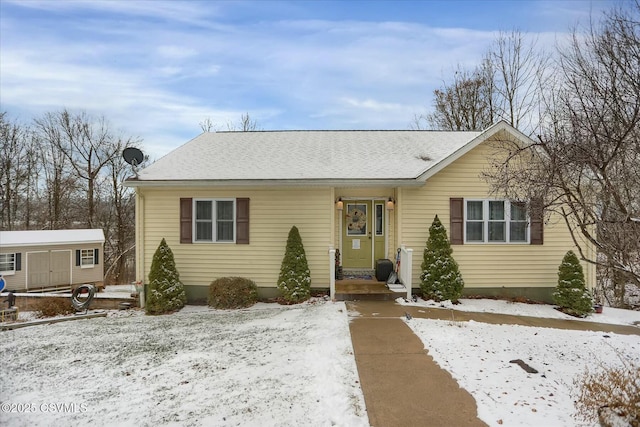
[329,188,336,300]
[395,187,402,250]
[136,188,145,308]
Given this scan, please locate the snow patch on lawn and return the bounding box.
[0,301,368,427]
[397,297,640,326]
[405,318,640,427]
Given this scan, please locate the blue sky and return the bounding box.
[0,0,614,157]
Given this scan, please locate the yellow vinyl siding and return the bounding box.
[138,187,332,289]
[400,136,595,291]
[134,132,594,295]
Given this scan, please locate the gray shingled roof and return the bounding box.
[133,129,487,184]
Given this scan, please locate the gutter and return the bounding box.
[123,178,425,188]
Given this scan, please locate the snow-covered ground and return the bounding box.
[1,296,639,426]
[398,298,640,426]
[397,296,640,326]
[0,301,368,427]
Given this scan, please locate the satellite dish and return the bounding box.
[123,147,144,167]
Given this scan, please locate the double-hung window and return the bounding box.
[80,249,95,267]
[465,200,529,243]
[0,253,16,273]
[194,199,235,242]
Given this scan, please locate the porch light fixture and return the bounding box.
[336,197,343,210]
[386,197,395,210]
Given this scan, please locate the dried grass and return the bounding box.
[574,350,640,427]
[33,297,75,317]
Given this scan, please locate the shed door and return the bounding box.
[50,250,71,286]
[27,252,49,289]
[27,250,71,288]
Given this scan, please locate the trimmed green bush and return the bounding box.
[208,277,258,309]
[146,238,187,315]
[553,250,593,317]
[420,215,465,302]
[277,226,311,303]
[34,297,74,317]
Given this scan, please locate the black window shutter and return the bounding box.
[15,253,21,271]
[450,198,464,245]
[236,198,250,244]
[94,248,99,265]
[76,250,81,266]
[530,198,544,245]
[180,198,193,243]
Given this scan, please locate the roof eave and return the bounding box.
[0,239,105,248]
[124,178,425,188]
[415,121,534,182]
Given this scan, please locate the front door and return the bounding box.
[343,201,373,268]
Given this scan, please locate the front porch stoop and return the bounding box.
[334,279,405,301]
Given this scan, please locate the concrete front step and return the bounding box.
[335,279,405,301]
[335,292,402,301]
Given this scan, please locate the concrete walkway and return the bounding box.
[348,300,640,336]
[346,300,640,427]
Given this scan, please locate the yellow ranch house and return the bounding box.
[124,121,594,303]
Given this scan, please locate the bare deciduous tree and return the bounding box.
[3,109,143,285]
[101,136,143,285]
[54,109,123,228]
[414,64,495,131]
[490,30,548,133]
[484,2,640,306]
[0,113,27,229]
[418,30,547,133]
[33,112,77,229]
[199,112,261,133]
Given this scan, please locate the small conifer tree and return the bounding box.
[277,226,311,303]
[146,238,187,314]
[420,215,464,302]
[553,250,593,316]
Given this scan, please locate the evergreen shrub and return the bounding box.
[208,277,258,309]
[553,250,593,317]
[277,226,311,303]
[420,215,465,302]
[146,238,187,315]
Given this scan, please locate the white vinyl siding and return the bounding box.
[0,253,16,274]
[465,200,529,244]
[194,199,235,243]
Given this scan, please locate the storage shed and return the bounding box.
[0,229,105,292]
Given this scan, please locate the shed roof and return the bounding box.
[126,121,531,187]
[0,229,105,248]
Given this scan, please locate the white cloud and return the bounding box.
[0,1,589,156]
[156,45,199,60]
[341,97,405,111]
